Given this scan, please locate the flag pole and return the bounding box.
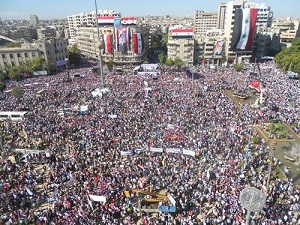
[94,0,104,87]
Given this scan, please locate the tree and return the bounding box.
[166,58,174,67]
[0,70,8,81]
[69,44,82,66]
[10,86,24,98]
[158,53,167,65]
[7,67,21,80]
[0,82,6,91]
[28,57,43,72]
[174,57,184,71]
[233,63,243,72]
[275,37,300,74]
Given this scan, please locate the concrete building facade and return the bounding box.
[194,11,218,35]
[167,28,194,66]
[67,10,120,44]
[29,15,39,26]
[0,48,40,69]
[75,22,149,65]
[0,38,68,70]
[222,0,273,63]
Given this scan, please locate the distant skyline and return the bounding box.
[0,0,299,20]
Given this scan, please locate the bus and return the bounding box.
[0,111,28,121]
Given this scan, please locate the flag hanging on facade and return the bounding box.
[137,33,143,54]
[114,28,119,51]
[133,33,138,54]
[231,8,258,51]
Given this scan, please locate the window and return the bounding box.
[25,53,28,57]
[10,54,13,58]
[2,54,5,58]
[17,53,21,57]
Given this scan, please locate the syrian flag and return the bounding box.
[114,27,119,51]
[231,8,258,51]
[137,33,143,54]
[249,80,261,92]
[133,33,138,54]
[104,34,113,54]
[126,27,130,51]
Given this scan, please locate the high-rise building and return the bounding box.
[67,10,120,44]
[222,0,272,63]
[217,3,227,29]
[194,11,218,35]
[29,15,39,25]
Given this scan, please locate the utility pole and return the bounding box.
[94,0,104,87]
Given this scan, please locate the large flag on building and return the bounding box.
[137,33,143,54]
[133,33,143,54]
[114,27,119,51]
[231,8,259,51]
[103,34,113,54]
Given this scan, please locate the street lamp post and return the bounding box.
[65,58,70,80]
[94,0,104,87]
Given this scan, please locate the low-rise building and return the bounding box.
[76,17,149,65]
[167,28,194,66]
[0,37,68,70]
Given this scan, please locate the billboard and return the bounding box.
[114,17,121,27]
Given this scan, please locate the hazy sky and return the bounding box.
[0,0,299,20]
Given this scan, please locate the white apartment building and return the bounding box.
[67,10,120,44]
[167,28,194,66]
[194,11,218,35]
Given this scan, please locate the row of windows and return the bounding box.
[1,52,35,58]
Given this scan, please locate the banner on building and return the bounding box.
[231,8,259,51]
[103,34,113,54]
[114,17,122,27]
[214,41,224,55]
[133,33,143,54]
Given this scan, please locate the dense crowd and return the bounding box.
[0,61,299,225]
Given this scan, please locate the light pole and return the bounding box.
[65,58,70,80]
[94,0,104,87]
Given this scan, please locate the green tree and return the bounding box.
[174,57,184,71]
[0,82,6,91]
[0,70,8,81]
[233,63,243,72]
[166,58,174,66]
[69,44,82,66]
[28,57,43,71]
[158,53,167,65]
[275,37,300,74]
[10,86,24,98]
[7,67,21,80]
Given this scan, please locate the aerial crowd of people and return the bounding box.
[0,60,299,225]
